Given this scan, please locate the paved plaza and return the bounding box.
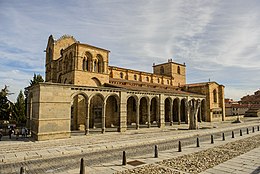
[0,117,259,173]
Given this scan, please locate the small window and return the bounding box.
[160,66,164,75]
[146,77,149,82]
[134,74,137,80]
[177,66,180,74]
[213,89,217,103]
[120,72,123,78]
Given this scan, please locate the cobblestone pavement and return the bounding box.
[0,117,259,174]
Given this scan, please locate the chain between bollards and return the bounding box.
[222,132,225,141]
[196,137,200,147]
[211,135,214,144]
[240,129,243,136]
[178,141,182,152]
[122,151,126,165]
[154,145,158,158]
[232,131,235,138]
[80,158,85,174]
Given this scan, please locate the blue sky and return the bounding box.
[0,0,260,101]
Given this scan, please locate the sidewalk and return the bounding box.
[62,129,260,174]
[0,117,259,174]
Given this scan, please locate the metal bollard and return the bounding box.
[247,128,249,134]
[20,167,25,174]
[80,158,85,174]
[178,141,182,152]
[240,129,243,136]
[122,151,126,165]
[211,135,214,144]
[222,133,225,141]
[196,137,200,147]
[154,145,158,158]
[258,126,260,131]
[252,127,255,133]
[232,131,235,138]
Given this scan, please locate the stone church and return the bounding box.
[26,35,225,140]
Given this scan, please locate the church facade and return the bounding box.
[26,35,225,140]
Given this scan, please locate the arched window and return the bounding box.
[213,89,217,103]
[134,74,137,80]
[82,58,86,71]
[85,52,92,71]
[65,55,69,72]
[177,66,181,74]
[97,54,103,73]
[69,52,73,71]
[160,66,164,75]
[120,72,123,78]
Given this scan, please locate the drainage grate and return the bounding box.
[127,160,146,166]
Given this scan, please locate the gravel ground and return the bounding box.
[116,134,260,174]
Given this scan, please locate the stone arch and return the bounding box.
[126,95,138,128]
[89,93,105,131]
[150,96,159,126]
[180,98,187,123]
[105,94,120,130]
[91,77,102,87]
[71,92,88,131]
[164,97,172,124]
[173,98,180,122]
[139,96,149,126]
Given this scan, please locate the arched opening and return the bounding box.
[139,97,148,127]
[97,54,103,73]
[164,98,171,124]
[86,52,92,71]
[105,95,120,131]
[127,96,137,129]
[173,98,179,122]
[150,97,159,127]
[71,94,88,131]
[91,77,102,87]
[213,89,217,103]
[89,94,104,132]
[180,99,187,123]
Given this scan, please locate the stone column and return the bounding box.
[119,92,127,132]
[169,100,173,126]
[147,100,151,128]
[85,103,90,135]
[198,104,202,122]
[158,95,164,128]
[178,100,181,125]
[102,102,106,133]
[136,100,139,129]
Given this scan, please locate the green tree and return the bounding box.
[13,90,26,123]
[0,85,13,120]
[30,73,44,86]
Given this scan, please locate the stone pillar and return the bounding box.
[136,100,139,129]
[147,100,151,128]
[169,100,173,126]
[198,104,202,122]
[158,95,165,128]
[102,102,106,133]
[178,100,181,125]
[85,103,90,135]
[119,92,127,132]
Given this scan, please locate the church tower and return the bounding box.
[153,59,186,86]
